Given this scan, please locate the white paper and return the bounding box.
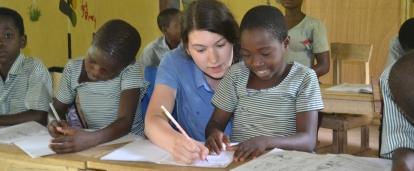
[101,139,234,168]
[0,121,49,144]
[98,134,142,147]
[14,134,55,158]
[325,83,372,94]
[231,149,391,171]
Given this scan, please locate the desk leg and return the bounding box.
[333,129,347,154]
[361,126,370,150]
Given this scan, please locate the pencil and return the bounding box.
[160,105,190,139]
[49,102,61,122]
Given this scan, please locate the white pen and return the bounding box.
[49,102,61,122]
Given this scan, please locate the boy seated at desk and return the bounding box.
[380,51,414,171]
[0,7,52,126]
[384,18,414,67]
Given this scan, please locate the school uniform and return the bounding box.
[156,46,232,141]
[212,62,324,142]
[0,53,52,114]
[56,59,147,135]
[384,36,405,68]
[286,16,329,68]
[380,64,414,159]
[140,36,172,67]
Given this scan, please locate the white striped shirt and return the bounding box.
[380,64,414,159]
[0,54,52,114]
[212,62,324,142]
[56,59,147,135]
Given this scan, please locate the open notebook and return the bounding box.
[101,139,234,168]
[325,83,373,94]
[0,121,140,158]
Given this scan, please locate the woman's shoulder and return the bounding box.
[160,46,192,66]
[302,16,325,28]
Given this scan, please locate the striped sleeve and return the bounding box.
[24,59,53,112]
[120,63,143,91]
[212,65,239,113]
[380,68,414,159]
[295,69,324,113]
[56,61,76,104]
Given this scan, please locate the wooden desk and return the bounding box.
[0,144,88,171]
[320,84,375,116]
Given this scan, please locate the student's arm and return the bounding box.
[49,88,139,153]
[392,148,414,171]
[0,110,48,126]
[229,110,318,162]
[145,84,208,164]
[47,98,70,138]
[312,51,330,77]
[205,108,233,154]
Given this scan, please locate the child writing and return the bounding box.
[48,19,146,153]
[0,7,52,126]
[380,51,414,171]
[205,5,323,162]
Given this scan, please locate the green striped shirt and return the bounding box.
[0,54,52,115]
[56,59,147,135]
[380,64,414,159]
[212,62,323,142]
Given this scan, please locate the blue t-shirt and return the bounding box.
[156,46,232,141]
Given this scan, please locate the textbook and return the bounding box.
[101,139,234,168]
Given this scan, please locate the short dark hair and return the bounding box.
[181,0,239,58]
[398,18,414,51]
[240,5,287,43]
[157,8,181,32]
[0,7,25,35]
[93,19,141,66]
[389,50,414,123]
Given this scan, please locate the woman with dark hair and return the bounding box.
[145,0,239,164]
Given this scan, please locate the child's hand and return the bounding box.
[205,129,230,155]
[49,128,93,153]
[228,135,271,162]
[171,134,209,164]
[47,120,69,138]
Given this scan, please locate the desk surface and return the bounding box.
[320,84,375,116]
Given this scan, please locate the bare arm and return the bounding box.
[145,84,208,163]
[312,51,330,77]
[205,108,233,154]
[0,110,48,126]
[392,148,414,171]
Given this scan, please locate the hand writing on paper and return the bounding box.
[49,128,93,153]
[171,134,209,164]
[47,120,69,137]
[205,129,231,155]
[228,135,271,162]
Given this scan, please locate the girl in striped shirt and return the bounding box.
[48,19,146,153]
[205,5,323,162]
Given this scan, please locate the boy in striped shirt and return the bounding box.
[205,6,323,162]
[0,7,52,126]
[381,51,414,171]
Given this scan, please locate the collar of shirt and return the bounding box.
[7,53,25,77]
[193,63,213,92]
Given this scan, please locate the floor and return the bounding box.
[316,125,380,157]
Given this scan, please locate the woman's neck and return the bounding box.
[205,75,221,91]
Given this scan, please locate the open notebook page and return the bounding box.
[0,121,49,144]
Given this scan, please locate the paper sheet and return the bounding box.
[101,139,234,168]
[231,149,391,171]
[98,134,142,147]
[14,134,55,158]
[325,83,372,94]
[0,121,49,144]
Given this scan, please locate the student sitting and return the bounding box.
[380,51,414,171]
[0,7,52,126]
[205,5,323,162]
[48,19,147,153]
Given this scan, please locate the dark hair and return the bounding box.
[181,0,240,61]
[0,7,24,35]
[398,18,414,51]
[240,5,287,43]
[389,50,414,122]
[93,19,141,66]
[157,8,181,32]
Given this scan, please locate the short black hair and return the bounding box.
[157,8,181,32]
[0,7,25,35]
[398,18,414,51]
[389,50,414,123]
[240,5,287,43]
[181,0,240,62]
[93,19,141,66]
